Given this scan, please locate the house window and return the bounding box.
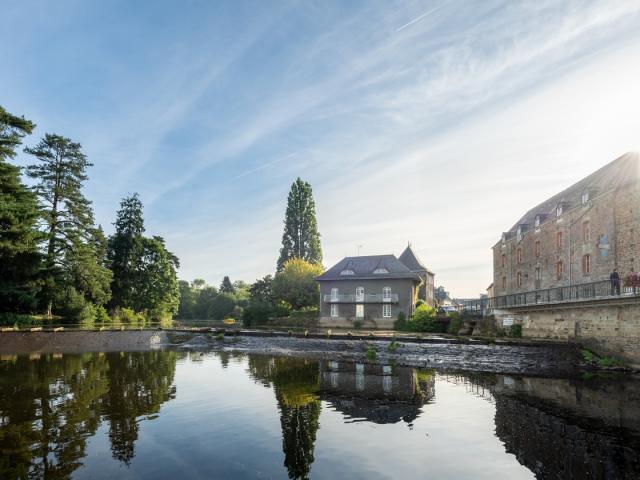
[517,272,523,288]
[331,304,339,317]
[516,226,523,242]
[501,254,506,268]
[373,268,389,274]
[340,269,354,275]
[517,248,522,264]
[535,216,541,228]
[502,276,506,289]
[356,287,364,302]
[557,231,563,250]
[382,287,391,301]
[383,304,391,318]
[556,261,563,280]
[556,204,563,217]
[356,304,364,318]
[535,267,541,281]
[582,254,591,275]
[582,190,589,205]
[331,288,339,301]
[582,221,591,243]
[534,241,541,258]
[501,233,506,246]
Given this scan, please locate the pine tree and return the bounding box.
[0,106,41,311]
[107,193,145,309]
[25,133,111,315]
[220,276,235,294]
[277,178,322,271]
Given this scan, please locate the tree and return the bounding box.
[250,275,274,304]
[177,280,196,319]
[107,193,145,310]
[207,292,236,320]
[273,258,324,310]
[0,106,41,311]
[25,133,111,315]
[276,178,322,272]
[193,285,218,319]
[220,276,235,294]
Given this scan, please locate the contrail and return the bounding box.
[396,4,444,32]
[231,152,297,180]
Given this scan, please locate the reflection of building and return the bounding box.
[316,244,435,328]
[318,360,434,425]
[493,153,640,295]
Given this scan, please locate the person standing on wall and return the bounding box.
[610,269,621,296]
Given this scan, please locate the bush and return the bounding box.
[399,305,444,333]
[447,314,462,335]
[0,313,37,328]
[95,306,111,325]
[243,301,273,327]
[393,311,406,330]
[113,307,146,327]
[365,345,376,361]
[388,340,399,353]
[353,319,363,329]
[290,307,319,319]
[207,293,237,320]
[507,324,522,338]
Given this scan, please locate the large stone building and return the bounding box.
[316,245,434,328]
[493,152,640,297]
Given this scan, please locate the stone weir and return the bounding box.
[0,330,168,355]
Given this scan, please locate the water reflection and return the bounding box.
[0,351,177,478]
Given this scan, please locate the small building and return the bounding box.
[316,245,434,329]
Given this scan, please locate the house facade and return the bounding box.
[316,245,435,328]
[492,152,640,296]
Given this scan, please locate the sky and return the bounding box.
[2,0,640,297]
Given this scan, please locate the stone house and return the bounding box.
[316,245,435,328]
[493,152,640,296]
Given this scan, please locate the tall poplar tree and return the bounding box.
[276,178,322,272]
[107,193,145,309]
[25,134,111,316]
[0,106,41,311]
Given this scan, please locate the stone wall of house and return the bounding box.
[493,179,639,296]
[492,299,640,366]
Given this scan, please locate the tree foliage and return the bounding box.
[0,106,41,311]
[273,258,324,310]
[276,178,322,272]
[25,133,112,316]
[220,275,235,294]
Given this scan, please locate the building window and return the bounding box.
[556,261,563,280]
[582,190,589,205]
[582,254,591,275]
[582,221,590,243]
[331,288,339,301]
[517,272,523,288]
[535,267,541,281]
[501,233,506,246]
[382,287,391,301]
[331,304,339,317]
[373,267,389,274]
[356,304,364,318]
[340,269,354,276]
[501,254,506,268]
[557,231,563,250]
[356,287,364,302]
[534,241,540,258]
[534,216,541,228]
[517,248,522,264]
[502,276,506,289]
[383,304,391,318]
[556,204,563,217]
[516,226,523,242]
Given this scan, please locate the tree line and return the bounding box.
[0,105,179,327]
[177,177,325,325]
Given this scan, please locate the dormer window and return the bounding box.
[534,215,541,228]
[556,203,563,217]
[501,233,506,246]
[516,225,523,242]
[373,267,388,274]
[340,269,354,276]
[581,190,590,205]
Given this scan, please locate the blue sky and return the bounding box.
[3,0,640,297]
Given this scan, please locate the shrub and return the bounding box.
[0,313,37,328]
[365,345,376,361]
[415,299,426,308]
[113,307,146,327]
[508,324,522,338]
[447,316,462,335]
[353,319,363,329]
[388,340,399,353]
[95,306,111,325]
[401,305,444,333]
[290,307,319,319]
[393,311,406,330]
[216,332,225,341]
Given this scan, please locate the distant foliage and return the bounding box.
[395,305,445,333]
[277,178,323,272]
[273,258,324,310]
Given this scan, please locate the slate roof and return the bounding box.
[496,152,640,246]
[316,254,421,281]
[399,245,434,275]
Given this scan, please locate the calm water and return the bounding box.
[1,351,639,479]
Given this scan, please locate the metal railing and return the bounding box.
[463,279,639,312]
[324,293,399,303]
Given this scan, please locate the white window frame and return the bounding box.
[356,287,364,302]
[582,190,589,205]
[355,304,364,318]
[331,304,339,317]
[382,287,391,302]
[331,288,339,301]
[556,204,563,217]
[383,304,391,318]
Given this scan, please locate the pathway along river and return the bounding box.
[0,348,639,479]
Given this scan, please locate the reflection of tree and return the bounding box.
[0,351,177,477]
[102,351,177,464]
[247,356,321,480]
